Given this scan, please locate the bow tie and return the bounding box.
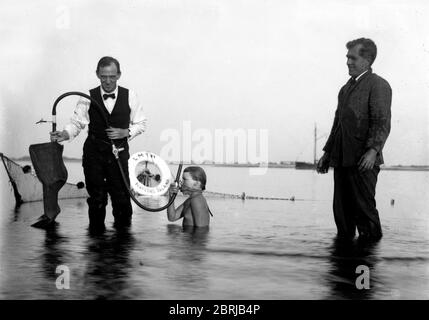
[103,93,116,100]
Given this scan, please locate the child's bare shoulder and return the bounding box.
[190,193,207,204]
[189,194,209,212]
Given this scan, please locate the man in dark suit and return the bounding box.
[317,38,392,241]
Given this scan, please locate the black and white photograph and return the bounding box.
[0,0,428,308]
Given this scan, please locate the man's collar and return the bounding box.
[100,85,118,96]
[353,68,372,81]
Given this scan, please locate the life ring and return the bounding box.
[129,151,173,196]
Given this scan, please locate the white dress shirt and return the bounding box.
[355,70,368,81]
[64,86,147,142]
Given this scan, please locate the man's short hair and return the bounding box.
[96,56,121,73]
[346,38,377,66]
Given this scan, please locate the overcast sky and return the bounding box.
[1,0,428,165]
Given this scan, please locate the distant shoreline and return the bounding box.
[11,156,82,163]
[10,156,429,171]
[379,166,429,171]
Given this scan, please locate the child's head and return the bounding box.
[181,166,207,192]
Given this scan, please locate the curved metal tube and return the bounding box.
[52,91,182,212]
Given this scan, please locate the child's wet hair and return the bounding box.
[183,166,207,190]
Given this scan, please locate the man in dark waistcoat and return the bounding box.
[317,38,392,241]
[50,56,147,230]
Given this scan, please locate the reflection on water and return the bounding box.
[325,237,381,299]
[1,166,429,299]
[164,224,210,289]
[81,226,137,299]
[40,225,69,284]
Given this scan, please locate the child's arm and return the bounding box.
[167,183,184,222]
[190,196,210,227]
[167,202,185,222]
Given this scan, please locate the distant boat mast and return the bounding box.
[295,123,325,169]
[314,123,317,165]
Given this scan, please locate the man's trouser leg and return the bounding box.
[106,148,132,226]
[83,141,108,228]
[333,167,356,240]
[348,166,382,240]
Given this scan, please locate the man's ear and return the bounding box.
[364,59,371,69]
[116,72,122,80]
[96,70,100,79]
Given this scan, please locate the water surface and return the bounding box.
[1,163,428,299]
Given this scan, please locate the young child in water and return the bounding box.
[167,166,212,228]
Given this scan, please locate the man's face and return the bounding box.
[97,63,121,93]
[346,44,370,78]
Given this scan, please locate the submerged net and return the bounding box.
[203,191,296,201]
[1,153,23,207]
[0,152,88,205]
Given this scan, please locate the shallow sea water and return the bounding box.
[0,163,428,299]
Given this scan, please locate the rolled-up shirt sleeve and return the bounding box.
[64,97,90,141]
[128,90,147,141]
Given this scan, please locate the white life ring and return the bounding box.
[129,151,173,196]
